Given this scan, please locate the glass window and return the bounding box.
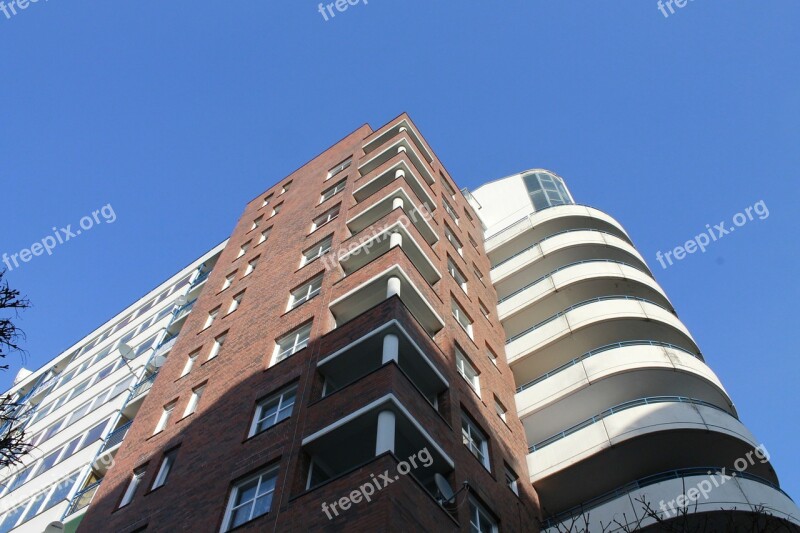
[183,384,206,417]
[258,228,271,244]
[311,205,340,232]
[208,332,227,361]
[504,465,519,496]
[119,468,146,508]
[271,203,283,217]
[326,157,352,180]
[523,172,572,211]
[151,448,178,489]
[469,498,498,533]
[320,179,346,203]
[222,467,278,531]
[154,402,176,434]
[288,275,323,310]
[182,351,199,376]
[42,471,80,512]
[442,197,459,225]
[445,226,463,256]
[227,291,245,314]
[448,258,468,292]
[462,415,490,470]
[452,300,473,338]
[274,323,312,363]
[250,386,297,436]
[456,348,480,395]
[301,236,332,267]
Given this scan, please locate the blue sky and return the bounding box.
[2,0,798,501]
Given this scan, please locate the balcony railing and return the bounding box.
[506,295,672,345]
[66,480,102,515]
[191,270,211,287]
[516,340,703,394]
[528,396,734,453]
[492,228,619,271]
[154,333,178,357]
[172,299,197,322]
[131,372,158,398]
[100,420,133,453]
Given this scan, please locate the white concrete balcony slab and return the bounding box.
[358,136,435,186]
[362,118,434,165]
[491,230,650,299]
[498,260,671,338]
[339,221,440,285]
[527,398,759,483]
[347,187,438,246]
[353,158,436,209]
[543,470,800,532]
[329,265,444,336]
[516,342,733,444]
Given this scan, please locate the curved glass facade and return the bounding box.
[522,172,573,211]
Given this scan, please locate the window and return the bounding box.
[473,264,486,286]
[183,384,206,417]
[494,396,507,423]
[151,448,178,490]
[452,299,473,338]
[479,301,491,321]
[119,467,146,508]
[462,415,490,470]
[456,348,480,395]
[271,203,283,217]
[280,181,292,195]
[300,236,332,267]
[487,346,499,368]
[204,307,220,329]
[251,216,263,231]
[274,322,312,363]
[327,157,352,180]
[448,258,467,293]
[154,402,176,434]
[250,385,297,436]
[443,197,459,226]
[441,176,456,199]
[244,256,259,277]
[320,179,346,203]
[523,171,573,211]
[311,205,340,232]
[258,227,271,245]
[227,291,245,315]
[504,464,519,496]
[222,467,278,531]
[261,194,273,208]
[237,242,250,259]
[208,332,227,361]
[288,274,323,310]
[222,273,235,291]
[182,351,199,377]
[445,226,463,256]
[469,497,498,533]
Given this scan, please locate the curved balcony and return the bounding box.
[486,204,632,260]
[498,260,671,339]
[506,296,698,384]
[516,342,733,444]
[543,469,800,532]
[527,397,777,513]
[491,230,651,299]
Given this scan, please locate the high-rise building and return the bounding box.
[1,114,797,533]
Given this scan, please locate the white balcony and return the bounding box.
[359,136,435,186]
[491,230,650,299]
[506,297,698,384]
[362,119,434,164]
[543,471,800,532]
[338,221,440,285]
[516,342,733,444]
[498,260,671,339]
[485,204,631,258]
[347,187,438,245]
[329,265,444,336]
[353,158,436,209]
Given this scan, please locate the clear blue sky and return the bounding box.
[2,0,798,500]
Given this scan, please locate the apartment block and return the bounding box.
[2,114,797,533]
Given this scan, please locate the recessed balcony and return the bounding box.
[339,220,440,285]
[491,230,650,299]
[516,342,733,445]
[358,137,435,187]
[362,119,435,165]
[506,296,699,384]
[527,397,775,513]
[498,260,672,339]
[542,469,800,532]
[347,187,438,246]
[318,321,448,407]
[302,394,453,497]
[329,265,444,336]
[353,158,436,209]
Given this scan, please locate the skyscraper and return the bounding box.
[1,114,796,532]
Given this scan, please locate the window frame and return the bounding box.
[221,466,279,531]
[249,385,297,437]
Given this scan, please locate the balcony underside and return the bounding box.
[347,187,438,245]
[353,157,436,209]
[529,405,774,514]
